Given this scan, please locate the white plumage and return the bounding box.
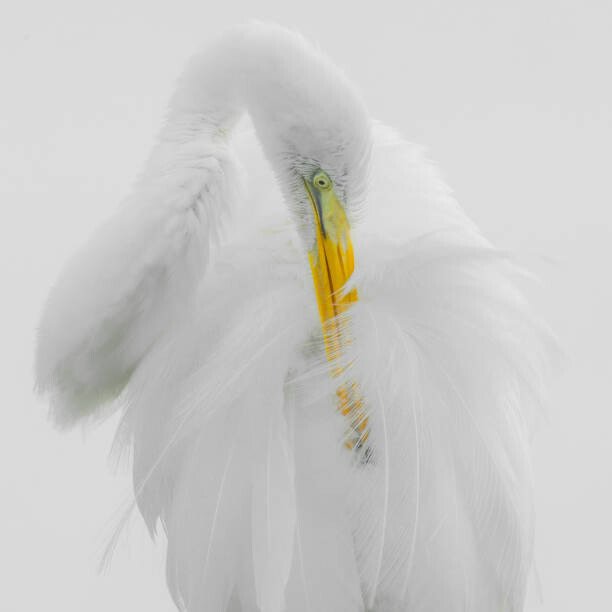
[36,23,554,612]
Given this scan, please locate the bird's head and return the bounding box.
[232,23,372,327]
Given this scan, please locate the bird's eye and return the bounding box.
[312,171,332,191]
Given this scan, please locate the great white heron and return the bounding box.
[36,23,553,612]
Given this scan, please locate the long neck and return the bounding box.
[134,23,368,249]
[133,35,249,244]
[133,26,296,246]
[146,23,299,166]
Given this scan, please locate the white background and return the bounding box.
[2,1,610,610]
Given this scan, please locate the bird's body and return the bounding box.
[36,24,553,612]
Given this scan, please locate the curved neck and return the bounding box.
[135,24,369,249]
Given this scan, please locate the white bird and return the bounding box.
[36,23,554,612]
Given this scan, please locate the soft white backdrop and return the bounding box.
[2,1,610,610]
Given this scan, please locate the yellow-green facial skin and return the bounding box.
[306,170,350,246]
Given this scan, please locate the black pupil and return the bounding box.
[318,179,326,186]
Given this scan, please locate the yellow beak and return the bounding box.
[304,177,369,453]
[306,182,358,346]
